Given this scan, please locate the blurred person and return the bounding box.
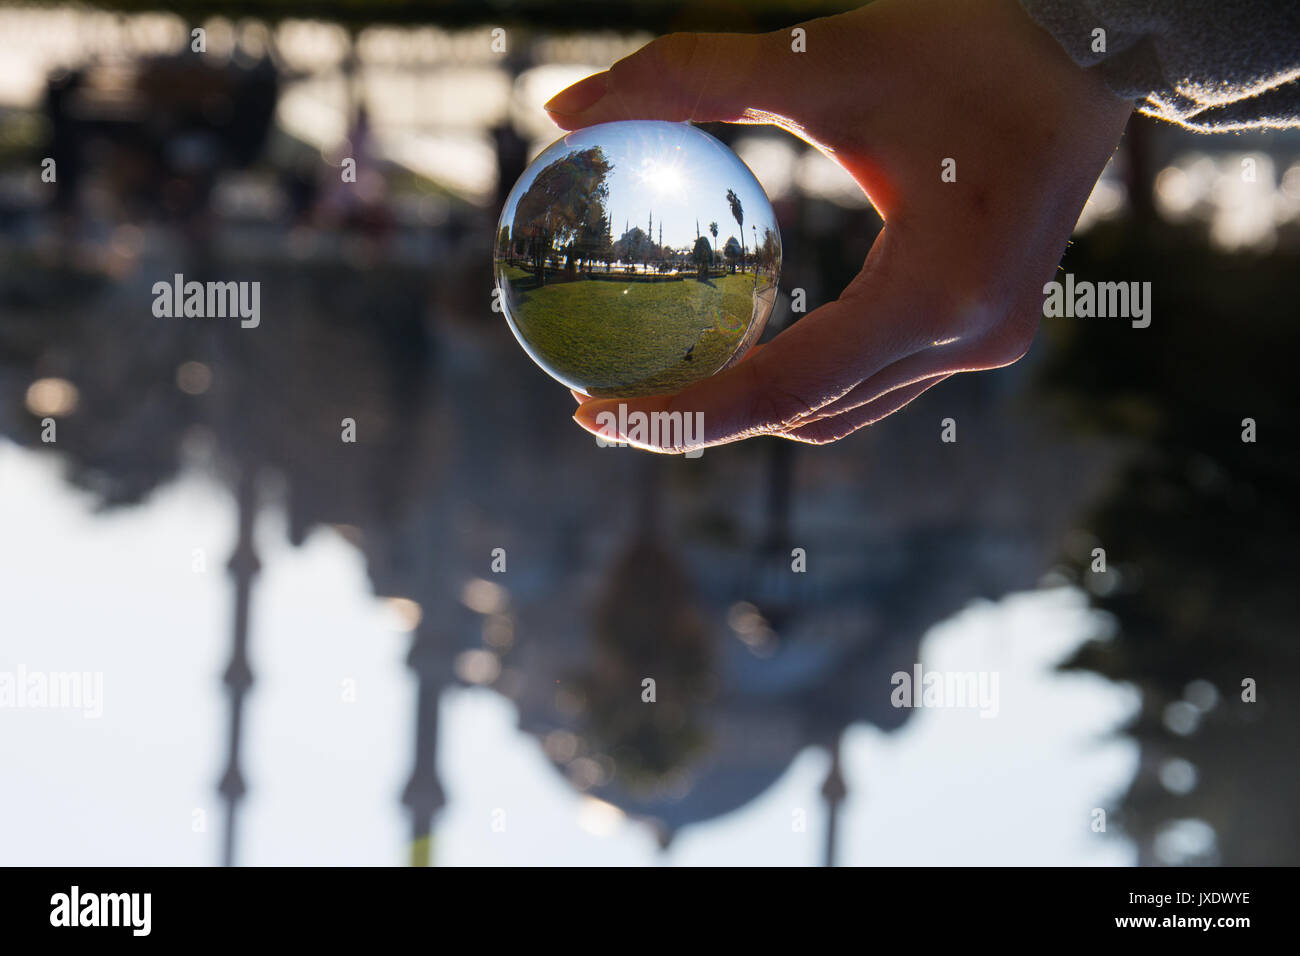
[316,106,393,244]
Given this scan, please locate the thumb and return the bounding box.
[544,31,787,129]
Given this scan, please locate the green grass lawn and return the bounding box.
[499,268,775,396]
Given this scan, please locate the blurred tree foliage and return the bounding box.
[1038,219,1300,864]
[578,531,716,794]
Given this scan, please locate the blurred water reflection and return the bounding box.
[1,3,1297,866]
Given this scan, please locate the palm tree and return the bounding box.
[708,221,718,270]
[726,188,745,272]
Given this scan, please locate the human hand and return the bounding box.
[544,0,1133,450]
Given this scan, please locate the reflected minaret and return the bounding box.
[402,618,448,866]
[218,467,260,867]
[821,734,847,867]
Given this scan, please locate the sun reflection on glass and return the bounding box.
[636,154,686,195]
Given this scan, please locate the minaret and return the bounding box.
[402,618,449,867]
[219,466,261,867]
[822,733,847,867]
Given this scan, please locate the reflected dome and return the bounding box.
[495,120,781,397]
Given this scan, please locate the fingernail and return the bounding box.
[573,400,611,432]
[545,73,607,115]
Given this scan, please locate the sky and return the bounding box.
[505,120,778,253]
[0,439,1138,866]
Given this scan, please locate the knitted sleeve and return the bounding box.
[1019,0,1300,131]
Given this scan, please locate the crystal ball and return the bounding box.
[495,120,781,397]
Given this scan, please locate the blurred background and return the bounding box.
[0,0,1296,866]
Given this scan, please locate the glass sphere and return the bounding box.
[495,120,781,397]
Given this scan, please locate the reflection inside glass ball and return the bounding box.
[495,120,782,398]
